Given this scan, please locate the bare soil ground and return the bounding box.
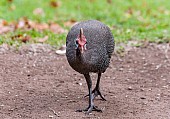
[0,43,170,119]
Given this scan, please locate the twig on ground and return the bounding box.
[49,107,60,117]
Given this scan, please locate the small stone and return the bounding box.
[0,104,4,107]
[56,45,66,55]
[162,85,168,88]
[127,86,132,90]
[49,115,53,118]
[126,78,130,81]
[156,97,160,100]
[156,64,161,69]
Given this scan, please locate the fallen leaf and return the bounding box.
[1,20,8,26]
[50,23,65,34]
[29,21,49,31]
[107,0,112,4]
[33,8,45,16]
[37,36,48,43]
[7,0,13,2]
[22,36,30,43]
[0,26,13,34]
[17,20,25,29]
[64,19,77,27]
[126,7,133,15]
[50,1,60,8]
[11,34,30,43]
[12,17,30,30]
[11,34,22,40]
[35,23,49,31]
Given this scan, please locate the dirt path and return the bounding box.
[0,43,170,119]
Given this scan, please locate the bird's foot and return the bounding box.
[76,105,102,114]
[84,88,106,101]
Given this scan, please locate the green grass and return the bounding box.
[0,0,170,47]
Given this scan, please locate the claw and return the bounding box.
[95,89,107,101]
[79,74,104,114]
[76,105,102,114]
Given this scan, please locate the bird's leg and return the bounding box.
[76,74,102,114]
[93,72,106,101]
[84,72,106,101]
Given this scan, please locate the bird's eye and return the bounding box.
[75,40,78,48]
[76,40,78,45]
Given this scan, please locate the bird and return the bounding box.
[66,20,114,114]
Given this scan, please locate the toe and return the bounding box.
[93,106,102,112]
[85,105,102,114]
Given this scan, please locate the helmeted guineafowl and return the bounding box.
[66,20,114,114]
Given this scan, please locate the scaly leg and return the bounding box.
[84,72,106,101]
[76,73,102,114]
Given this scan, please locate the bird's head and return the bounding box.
[76,28,87,53]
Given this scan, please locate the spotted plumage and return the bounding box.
[66,20,114,114]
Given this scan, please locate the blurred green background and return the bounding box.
[0,0,170,47]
